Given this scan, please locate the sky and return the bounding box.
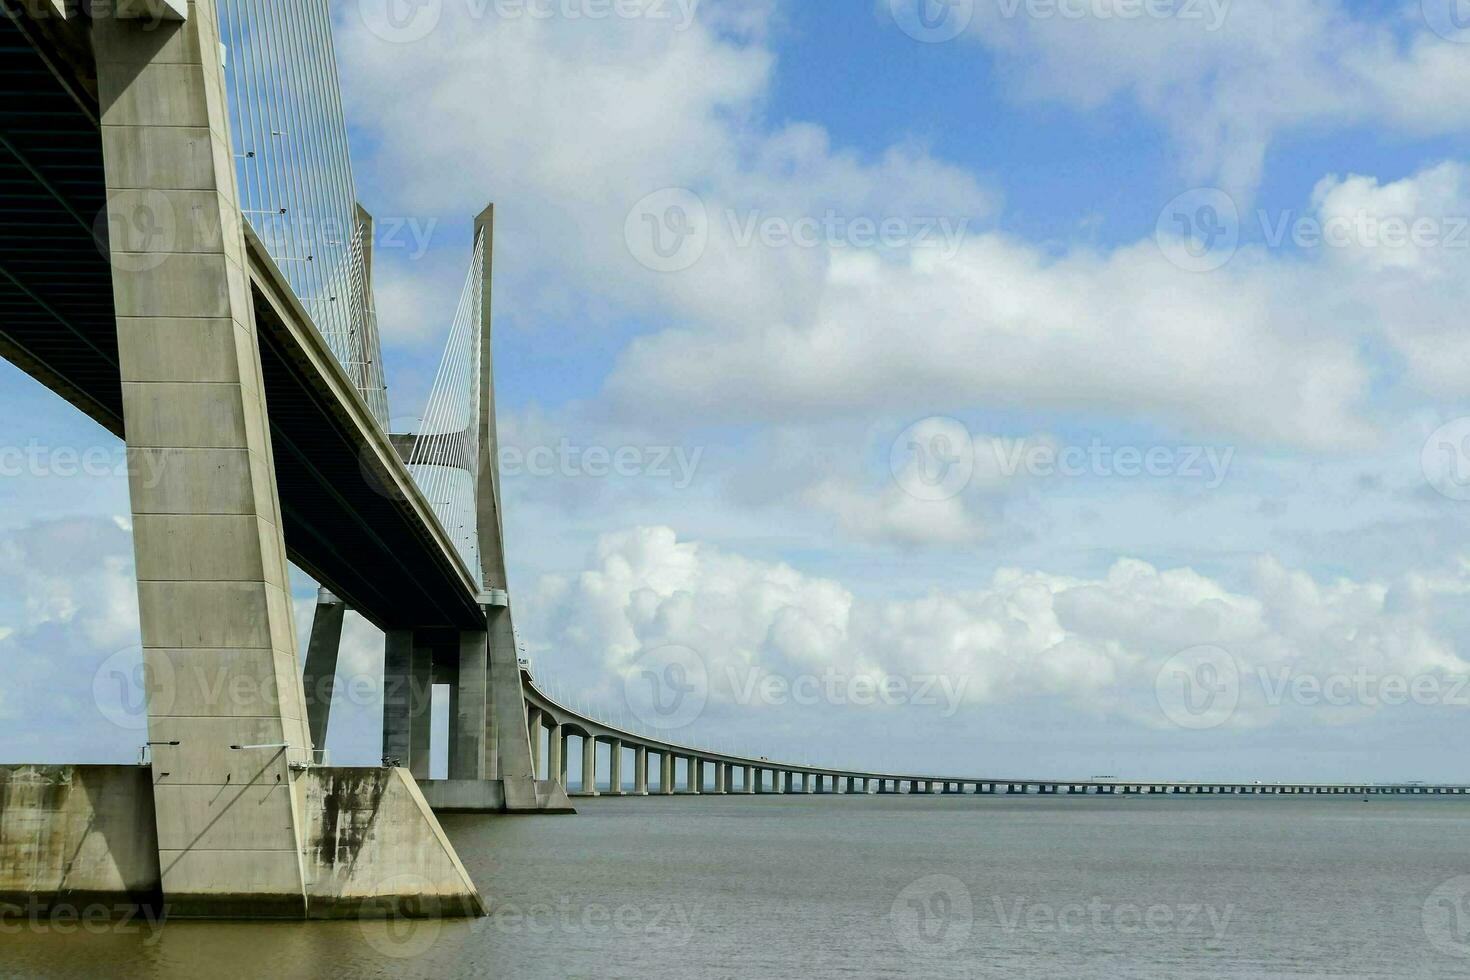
[5,0,1470,783]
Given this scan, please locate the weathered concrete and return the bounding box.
[0,766,161,911]
[0,765,485,918]
[96,0,313,917]
[303,768,483,918]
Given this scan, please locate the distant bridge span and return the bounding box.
[519,669,1470,799]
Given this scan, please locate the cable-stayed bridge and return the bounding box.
[0,0,1465,924]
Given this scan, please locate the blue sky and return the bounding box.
[5,0,1470,782]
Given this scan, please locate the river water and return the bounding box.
[3,795,1468,978]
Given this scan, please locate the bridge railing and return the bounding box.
[218,0,389,427]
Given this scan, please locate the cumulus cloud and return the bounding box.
[522,525,1470,732]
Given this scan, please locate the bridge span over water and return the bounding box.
[0,0,1464,926]
[515,670,1470,801]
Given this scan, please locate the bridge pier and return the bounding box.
[743,765,755,794]
[550,724,566,788]
[634,746,649,795]
[76,2,485,918]
[580,736,599,797]
[302,590,345,750]
[527,708,543,777]
[662,752,676,795]
[687,757,702,795]
[606,739,623,796]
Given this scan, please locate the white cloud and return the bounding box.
[523,524,1470,730]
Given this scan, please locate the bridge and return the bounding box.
[518,669,1470,799]
[0,0,1463,924]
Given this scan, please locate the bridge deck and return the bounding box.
[0,10,481,629]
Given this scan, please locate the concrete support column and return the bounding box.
[715,762,727,794]
[802,773,813,793]
[448,628,488,781]
[687,758,702,795]
[661,752,675,795]
[581,736,598,796]
[607,739,623,796]
[302,590,345,753]
[527,708,543,778]
[382,630,415,768]
[743,765,755,794]
[409,635,433,781]
[547,723,564,788]
[634,745,648,795]
[95,2,314,914]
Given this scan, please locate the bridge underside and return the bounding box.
[0,9,479,631]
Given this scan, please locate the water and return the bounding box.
[3,795,1468,979]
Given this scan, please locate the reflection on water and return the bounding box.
[2,796,1468,979]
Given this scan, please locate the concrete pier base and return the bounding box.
[1,765,487,918]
